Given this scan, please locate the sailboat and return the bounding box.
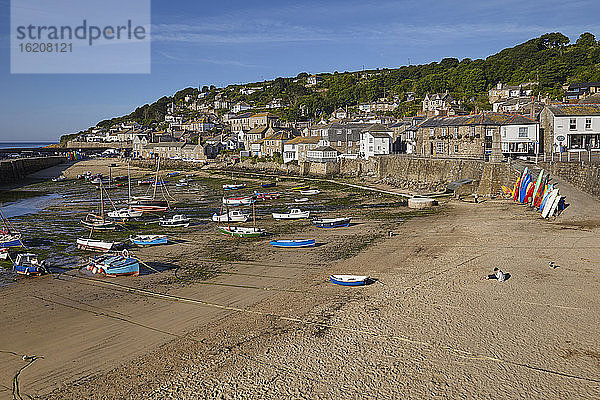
[108,162,143,219]
[80,181,117,230]
[129,158,169,213]
[0,208,23,248]
[217,199,264,238]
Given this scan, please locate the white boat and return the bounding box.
[299,189,320,195]
[218,226,263,238]
[272,209,310,220]
[159,214,191,227]
[212,210,249,222]
[0,248,8,260]
[76,238,117,252]
[222,196,255,206]
[107,208,143,219]
[294,197,309,203]
[52,175,66,182]
[223,184,246,190]
[329,275,370,286]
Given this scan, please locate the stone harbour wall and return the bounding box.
[539,161,600,199]
[0,156,66,184]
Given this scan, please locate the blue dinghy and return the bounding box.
[0,234,23,248]
[261,182,276,188]
[130,234,167,246]
[87,251,139,276]
[13,253,48,276]
[270,239,316,248]
[329,275,370,286]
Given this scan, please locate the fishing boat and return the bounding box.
[222,196,255,206]
[294,197,309,203]
[0,209,23,248]
[272,209,310,220]
[260,182,276,188]
[270,239,316,248]
[13,253,48,276]
[299,189,320,195]
[107,208,143,219]
[291,185,309,191]
[81,213,117,230]
[329,274,370,286]
[312,217,351,228]
[218,226,263,238]
[223,184,246,190]
[130,234,167,246]
[212,210,249,222]
[76,238,118,252]
[159,214,190,227]
[87,251,139,277]
[0,247,9,260]
[255,192,280,200]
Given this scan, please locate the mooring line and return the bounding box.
[54,274,600,383]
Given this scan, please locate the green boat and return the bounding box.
[218,226,264,238]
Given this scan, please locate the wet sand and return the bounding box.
[1,159,599,399]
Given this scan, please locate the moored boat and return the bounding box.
[217,226,263,238]
[255,192,280,200]
[222,196,255,206]
[294,197,309,203]
[52,175,66,182]
[0,247,8,260]
[260,182,276,188]
[329,274,370,286]
[107,208,143,219]
[299,189,320,195]
[87,251,139,276]
[212,210,249,222]
[0,233,23,248]
[13,253,49,276]
[223,184,246,190]
[272,208,310,220]
[270,239,316,248]
[76,238,118,252]
[312,217,351,228]
[81,213,117,230]
[159,214,190,227]
[130,234,167,246]
[129,197,169,213]
[291,185,309,191]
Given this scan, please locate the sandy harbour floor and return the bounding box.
[1,159,599,399]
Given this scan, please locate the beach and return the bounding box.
[1,159,599,399]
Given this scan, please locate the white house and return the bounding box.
[500,123,540,155]
[306,146,339,162]
[360,130,393,159]
[231,102,251,113]
[540,104,600,152]
[283,136,321,163]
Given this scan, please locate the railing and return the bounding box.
[538,149,600,164]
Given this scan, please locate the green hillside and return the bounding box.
[91,32,600,131]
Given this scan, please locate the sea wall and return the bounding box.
[539,161,600,199]
[0,156,66,184]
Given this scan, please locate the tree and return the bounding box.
[577,32,597,46]
[537,32,570,49]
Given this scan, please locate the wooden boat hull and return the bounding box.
[329,274,369,286]
[77,238,116,252]
[222,197,255,206]
[312,218,351,228]
[0,235,23,248]
[270,239,316,248]
[272,211,310,220]
[130,235,167,246]
[260,183,276,188]
[88,254,139,277]
[0,248,8,260]
[218,226,263,238]
[212,213,249,222]
[13,254,47,276]
[107,209,144,219]
[299,190,320,195]
[291,185,309,191]
[223,184,246,190]
[255,192,280,200]
[81,219,117,230]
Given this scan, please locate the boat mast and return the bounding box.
[127,161,131,203]
[152,158,160,200]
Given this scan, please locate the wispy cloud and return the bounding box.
[155,50,259,68]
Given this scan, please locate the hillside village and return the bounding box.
[67,33,600,165]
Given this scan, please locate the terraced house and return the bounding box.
[417,113,539,160]
[540,104,600,152]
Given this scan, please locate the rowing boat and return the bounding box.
[270,239,316,248]
[217,226,263,238]
[312,217,351,228]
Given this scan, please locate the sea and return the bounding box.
[0,142,56,149]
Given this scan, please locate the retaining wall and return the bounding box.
[0,156,66,184]
[539,161,600,199]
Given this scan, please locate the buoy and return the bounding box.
[92,267,98,274]
[86,265,92,271]
[98,268,104,274]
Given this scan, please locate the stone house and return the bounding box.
[422,92,462,116]
[540,104,600,152]
[563,82,600,102]
[245,125,269,152]
[283,136,322,163]
[253,127,299,157]
[359,124,394,159]
[417,113,539,159]
[307,146,339,162]
[248,112,278,129]
[488,82,534,103]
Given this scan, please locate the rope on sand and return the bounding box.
[55,274,600,383]
[7,353,43,400]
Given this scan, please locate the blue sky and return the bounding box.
[1,0,600,142]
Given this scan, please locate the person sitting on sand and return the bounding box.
[482,267,506,282]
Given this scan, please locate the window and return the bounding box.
[518,127,528,138]
[369,146,373,152]
[486,128,493,137]
[570,118,577,130]
[470,127,476,136]
[454,127,459,135]
[454,145,459,153]
[430,128,435,136]
[436,142,444,153]
[337,141,342,146]
[369,137,374,143]
[585,118,592,130]
[442,127,448,135]
[348,141,352,147]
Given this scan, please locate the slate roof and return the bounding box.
[367,132,393,138]
[312,146,339,153]
[547,104,600,116]
[419,113,537,127]
[248,125,269,134]
[286,136,321,145]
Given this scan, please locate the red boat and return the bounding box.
[255,192,280,200]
